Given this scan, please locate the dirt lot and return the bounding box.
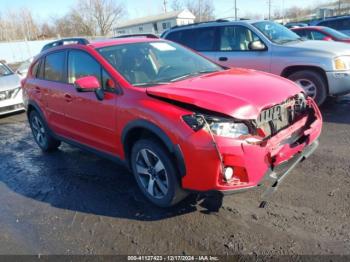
[0,97,349,256]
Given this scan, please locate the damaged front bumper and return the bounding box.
[181,98,322,195]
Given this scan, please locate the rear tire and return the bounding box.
[288,70,327,105]
[29,110,61,152]
[130,139,188,207]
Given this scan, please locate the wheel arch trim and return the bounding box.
[121,119,186,177]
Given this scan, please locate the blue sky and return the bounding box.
[1,0,326,22]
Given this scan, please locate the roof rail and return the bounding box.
[170,19,230,30]
[113,34,159,39]
[41,38,89,52]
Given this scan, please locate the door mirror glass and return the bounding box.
[75,76,101,92]
[248,40,267,51]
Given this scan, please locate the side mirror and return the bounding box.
[323,36,333,41]
[74,76,104,100]
[248,40,267,51]
[75,76,101,92]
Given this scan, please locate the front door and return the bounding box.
[63,50,119,154]
[214,25,271,72]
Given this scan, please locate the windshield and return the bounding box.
[322,27,350,40]
[253,21,301,44]
[97,41,223,86]
[0,63,13,77]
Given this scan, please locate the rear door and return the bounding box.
[214,25,271,72]
[165,27,219,62]
[63,49,119,154]
[33,51,72,135]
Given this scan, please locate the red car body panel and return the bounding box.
[146,68,302,119]
[22,38,323,194]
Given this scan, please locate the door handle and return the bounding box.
[219,57,228,61]
[34,86,41,93]
[64,93,73,102]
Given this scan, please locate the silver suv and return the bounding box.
[162,20,350,105]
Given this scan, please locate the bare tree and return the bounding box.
[186,0,214,22]
[171,0,184,11]
[74,0,125,36]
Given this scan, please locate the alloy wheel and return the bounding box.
[135,148,169,199]
[294,78,317,99]
[31,116,47,147]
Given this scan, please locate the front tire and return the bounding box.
[29,110,61,152]
[130,139,188,207]
[288,70,327,105]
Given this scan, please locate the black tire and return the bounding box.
[130,139,188,207]
[29,110,61,152]
[288,70,327,105]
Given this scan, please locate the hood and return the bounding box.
[0,73,21,91]
[146,68,302,120]
[285,40,350,55]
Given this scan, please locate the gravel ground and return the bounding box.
[0,97,349,256]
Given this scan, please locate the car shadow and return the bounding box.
[0,125,224,221]
[320,95,350,125]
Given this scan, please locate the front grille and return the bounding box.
[255,93,309,138]
[0,88,19,101]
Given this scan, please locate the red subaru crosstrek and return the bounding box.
[22,37,322,207]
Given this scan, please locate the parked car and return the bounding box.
[16,57,34,79]
[292,26,350,43]
[311,16,350,35]
[0,61,24,115]
[22,38,322,207]
[162,20,350,105]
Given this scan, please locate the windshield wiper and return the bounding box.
[170,69,219,82]
[133,82,170,87]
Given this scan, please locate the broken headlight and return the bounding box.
[183,114,249,138]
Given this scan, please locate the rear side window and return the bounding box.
[166,27,217,51]
[44,52,66,82]
[294,29,306,37]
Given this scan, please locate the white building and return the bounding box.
[113,9,195,36]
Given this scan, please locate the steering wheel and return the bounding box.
[156,65,175,80]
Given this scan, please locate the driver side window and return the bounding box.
[219,26,261,51]
[68,50,114,92]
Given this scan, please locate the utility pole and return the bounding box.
[163,0,168,13]
[338,0,341,15]
[234,0,238,20]
[268,0,272,20]
[198,0,202,22]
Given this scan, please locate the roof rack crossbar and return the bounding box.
[41,38,89,52]
[113,34,159,39]
[169,19,231,30]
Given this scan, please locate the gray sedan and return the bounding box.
[0,62,24,116]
